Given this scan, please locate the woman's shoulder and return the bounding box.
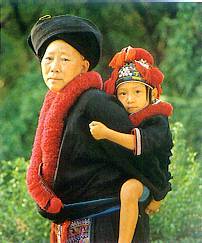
[74,88,130,128]
[77,88,119,107]
[81,88,115,100]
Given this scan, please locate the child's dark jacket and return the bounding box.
[129,101,173,200]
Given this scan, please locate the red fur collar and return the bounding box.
[27,71,102,209]
[129,100,173,127]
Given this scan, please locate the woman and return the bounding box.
[26,15,150,242]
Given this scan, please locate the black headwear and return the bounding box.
[27,15,102,70]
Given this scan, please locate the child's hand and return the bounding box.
[89,121,109,140]
[145,199,161,215]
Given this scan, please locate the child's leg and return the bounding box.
[118,179,143,243]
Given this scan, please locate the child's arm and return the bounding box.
[145,199,161,215]
[89,121,136,151]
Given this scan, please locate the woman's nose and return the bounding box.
[50,59,61,72]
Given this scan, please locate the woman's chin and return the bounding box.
[47,85,62,93]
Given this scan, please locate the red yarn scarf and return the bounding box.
[27,71,103,210]
[129,100,173,126]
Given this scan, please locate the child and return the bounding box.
[89,46,173,243]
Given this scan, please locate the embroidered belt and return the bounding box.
[67,218,91,243]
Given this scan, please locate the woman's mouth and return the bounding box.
[48,78,62,83]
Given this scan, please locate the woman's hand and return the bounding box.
[89,121,109,140]
[145,199,161,215]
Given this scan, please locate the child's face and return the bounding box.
[117,82,150,114]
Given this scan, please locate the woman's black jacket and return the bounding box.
[38,88,172,222]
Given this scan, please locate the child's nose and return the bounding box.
[127,94,134,103]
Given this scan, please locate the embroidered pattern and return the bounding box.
[118,63,142,80]
[135,59,150,69]
[67,218,91,243]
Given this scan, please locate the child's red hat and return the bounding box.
[104,46,164,98]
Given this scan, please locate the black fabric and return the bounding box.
[37,89,172,241]
[133,116,173,200]
[91,200,150,243]
[38,201,151,242]
[115,62,149,90]
[45,89,171,211]
[27,15,102,69]
[38,197,119,222]
[53,89,138,204]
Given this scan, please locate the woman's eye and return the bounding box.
[135,90,141,94]
[45,57,52,61]
[62,58,70,62]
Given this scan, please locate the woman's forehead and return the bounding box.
[45,39,82,56]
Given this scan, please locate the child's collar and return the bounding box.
[129,100,173,127]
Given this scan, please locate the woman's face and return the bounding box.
[41,40,89,92]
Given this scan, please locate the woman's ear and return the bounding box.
[81,59,90,73]
[152,88,158,100]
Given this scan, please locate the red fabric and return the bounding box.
[48,197,63,214]
[61,221,70,243]
[104,46,164,97]
[50,221,70,243]
[26,71,103,213]
[129,101,173,127]
[109,47,154,69]
[50,223,57,243]
[104,69,119,95]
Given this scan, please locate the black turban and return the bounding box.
[28,15,102,70]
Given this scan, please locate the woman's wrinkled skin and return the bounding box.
[41,40,89,92]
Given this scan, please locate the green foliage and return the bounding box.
[150,122,202,241]
[159,3,202,97]
[0,158,49,242]
[0,62,46,161]
[167,92,202,157]
[157,3,202,156]
[0,123,200,241]
[0,30,28,87]
[0,2,186,162]
[0,2,201,241]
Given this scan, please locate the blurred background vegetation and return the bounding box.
[0,0,201,242]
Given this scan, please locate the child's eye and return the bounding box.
[119,92,126,96]
[135,90,141,94]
